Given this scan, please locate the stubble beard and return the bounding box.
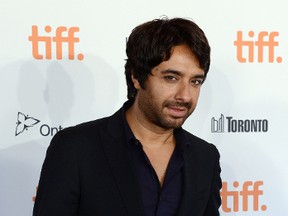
[138,98,194,130]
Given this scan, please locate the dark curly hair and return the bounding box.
[125,17,211,101]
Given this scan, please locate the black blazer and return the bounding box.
[33,108,222,216]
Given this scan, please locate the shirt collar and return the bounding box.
[121,100,137,147]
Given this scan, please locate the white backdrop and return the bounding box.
[1,0,287,215]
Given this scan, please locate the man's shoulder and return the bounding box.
[62,116,110,136]
[52,108,122,143]
[74,116,111,132]
[180,128,219,155]
[180,128,209,145]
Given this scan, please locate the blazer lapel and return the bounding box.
[177,149,199,216]
[99,110,145,216]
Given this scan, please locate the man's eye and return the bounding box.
[165,76,177,81]
[191,80,203,85]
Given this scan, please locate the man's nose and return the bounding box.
[175,82,192,102]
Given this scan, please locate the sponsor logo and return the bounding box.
[211,114,225,133]
[221,180,267,212]
[234,30,282,63]
[15,112,40,136]
[211,114,268,133]
[28,25,84,61]
[15,112,64,137]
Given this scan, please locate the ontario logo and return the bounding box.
[15,112,64,136]
[211,114,268,133]
[15,112,40,136]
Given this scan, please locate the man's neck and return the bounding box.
[125,104,175,148]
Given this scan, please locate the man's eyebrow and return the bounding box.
[192,74,205,79]
[161,69,183,76]
[161,69,205,79]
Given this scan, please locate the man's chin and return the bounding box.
[161,118,186,129]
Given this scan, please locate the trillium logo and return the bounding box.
[15,112,65,137]
[15,112,40,136]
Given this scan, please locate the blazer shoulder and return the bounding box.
[50,108,123,148]
[181,129,220,157]
[55,116,109,139]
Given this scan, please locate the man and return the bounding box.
[33,17,222,216]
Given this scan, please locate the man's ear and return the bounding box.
[131,74,141,90]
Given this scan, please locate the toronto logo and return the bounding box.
[15,112,40,136]
[211,114,225,133]
[211,114,268,133]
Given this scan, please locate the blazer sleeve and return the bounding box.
[33,129,80,216]
[203,145,222,216]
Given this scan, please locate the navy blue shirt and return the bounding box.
[122,102,191,216]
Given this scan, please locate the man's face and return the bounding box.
[133,45,205,130]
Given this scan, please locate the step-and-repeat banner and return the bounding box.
[1,0,287,215]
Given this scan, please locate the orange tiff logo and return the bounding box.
[28,25,84,61]
[234,31,282,63]
[221,181,267,212]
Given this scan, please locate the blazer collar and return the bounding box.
[99,105,145,216]
[176,148,200,216]
[101,102,203,216]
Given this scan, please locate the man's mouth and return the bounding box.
[167,106,188,118]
